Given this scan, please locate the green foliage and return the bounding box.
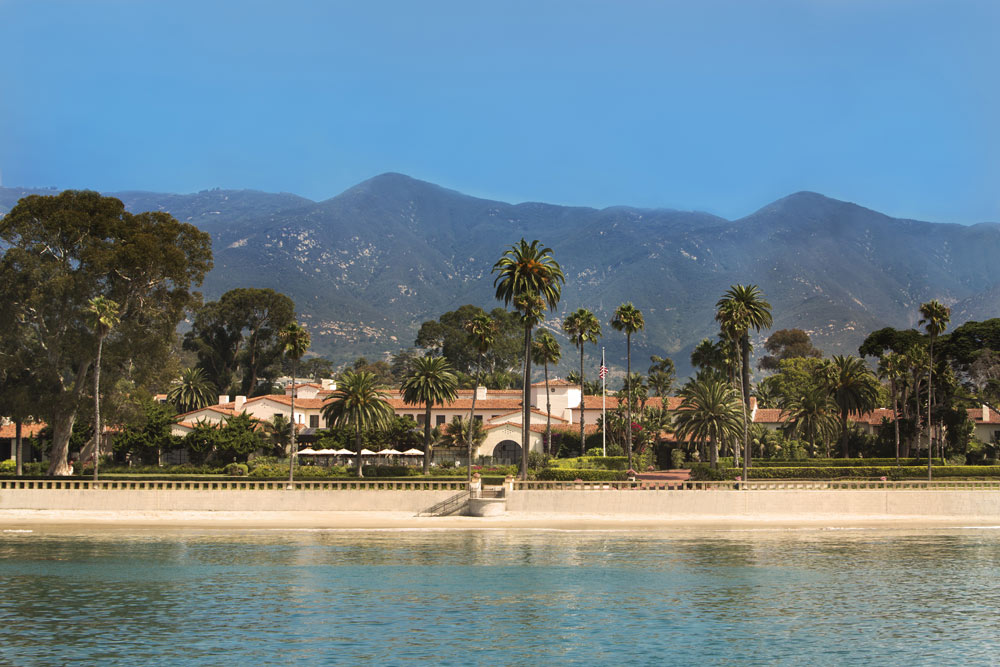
[416,305,523,378]
[0,459,15,474]
[758,328,822,371]
[707,465,1000,480]
[114,400,181,465]
[670,448,686,469]
[526,452,550,470]
[224,462,249,476]
[551,456,628,470]
[535,468,629,481]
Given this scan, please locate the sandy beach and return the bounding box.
[2,509,999,531]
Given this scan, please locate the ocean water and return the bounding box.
[2,526,1000,665]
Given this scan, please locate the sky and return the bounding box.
[1,0,998,223]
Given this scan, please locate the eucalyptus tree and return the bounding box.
[280,322,311,484]
[824,355,880,458]
[563,308,602,456]
[84,296,120,480]
[464,313,498,480]
[0,190,213,475]
[322,370,394,478]
[492,239,564,479]
[532,329,561,456]
[611,303,645,470]
[919,300,951,479]
[168,368,218,414]
[779,385,839,457]
[402,356,459,474]
[673,378,743,469]
[878,351,905,466]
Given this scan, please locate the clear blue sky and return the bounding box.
[1,0,997,223]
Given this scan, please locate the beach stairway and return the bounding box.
[417,490,470,517]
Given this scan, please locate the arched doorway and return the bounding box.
[493,440,521,464]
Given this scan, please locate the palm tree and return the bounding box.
[878,351,905,466]
[716,285,772,477]
[322,370,394,478]
[85,296,120,480]
[611,303,645,470]
[919,300,951,479]
[647,355,675,398]
[167,367,217,414]
[464,313,498,480]
[441,415,486,450]
[492,239,564,479]
[690,338,726,377]
[280,322,311,484]
[563,308,602,456]
[673,378,743,469]
[264,414,293,458]
[823,355,880,458]
[780,385,839,456]
[401,356,459,474]
[532,329,561,456]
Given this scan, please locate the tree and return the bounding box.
[563,308,601,456]
[84,296,120,480]
[758,328,822,371]
[611,303,645,471]
[919,300,951,479]
[264,414,293,458]
[280,322,311,484]
[464,313,498,480]
[779,384,839,456]
[673,378,743,469]
[416,305,523,376]
[401,356,459,475]
[647,355,676,398]
[716,284,772,477]
[878,351,905,466]
[167,368,218,414]
[183,288,295,397]
[322,370,394,478]
[823,355,880,458]
[347,357,395,386]
[493,239,565,479]
[440,415,487,450]
[858,327,924,359]
[114,400,180,466]
[532,329,561,456]
[0,190,213,475]
[690,338,727,377]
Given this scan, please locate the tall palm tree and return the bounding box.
[780,385,839,457]
[401,355,459,474]
[878,351,905,466]
[673,378,743,469]
[716,285,772,476]
[823,355,880,458]
[647,355,675,398]
[563,308,602,456]
[85,296,120,480]
[903,343,930,459]
[493,239,564,479]
[532,329,561,456]
[280,322,311,484]
[441,415,487,450]
[611,303,645,470]
[919,300,951,479]
[690,338,727,377]
[464,313,498,480]
[167,367,217,414]
[322,370,394,478]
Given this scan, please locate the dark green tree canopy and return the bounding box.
[415,305,523,378]
[183,287,295,397]
[858,327,924,359]
[758,328,822,370]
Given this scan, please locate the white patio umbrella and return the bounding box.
[297,447,318,455]
[401,448,424,456]
[313,449,338,455]
[377,448,402,456]
[334,448,355,456]
[360,448,378,456]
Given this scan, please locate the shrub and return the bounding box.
[0,459,15,474]
[670,449,686,470]
[688,463,731,481]
[702,465,1000,480]
[527,452,551,470]
[224,463,249,477]
[535,468,628,481]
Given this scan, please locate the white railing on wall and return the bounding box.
[0,479,468,491]
[514,480,1000,491]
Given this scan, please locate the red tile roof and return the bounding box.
[531,378,577,387]
[0,423,46,439]
[575,396,685,411]
[487,408,569,423]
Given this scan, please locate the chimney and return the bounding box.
[984,405,990,422]
[476,386,487,401]
[235,396,247,412]
[322,378,337,391]
[218,395,230,406]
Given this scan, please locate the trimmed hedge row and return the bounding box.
[691,465,1000,480]
[550,456,628,471]
[535,468,629,481]
[747,458,925,468]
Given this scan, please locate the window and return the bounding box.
[309,415,319,428]
[473,415,483,423]
[436,415,446,426]
[417,414,426,426]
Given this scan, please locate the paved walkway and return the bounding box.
[636,469,691,483]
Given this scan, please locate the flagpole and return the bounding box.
[598,351,608,457]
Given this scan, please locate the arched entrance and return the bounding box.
[493,440,521,464]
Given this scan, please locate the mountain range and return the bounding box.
[3,174,999,378]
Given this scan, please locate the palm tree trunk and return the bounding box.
[467,352,482,483]
[579,344,586,457]
[423,402,432,475]
[356,428,364,478]
[93,336,103,481]
[840,408,850,458]
[544,360,551,457]
[626,333,633,471]
[741,333,752,468]
[928,339,934,481]
[288,364,297,485]
[892,377,900,467]
[14,418,22,477]
[521,323,531,480]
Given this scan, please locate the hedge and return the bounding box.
[746,458,926,468]
[690,465,1000,481]
[535,468,629,481]
[550,456,628,471]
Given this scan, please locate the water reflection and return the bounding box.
[2,527,1000,664]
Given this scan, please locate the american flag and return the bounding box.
[598,364,608,379]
